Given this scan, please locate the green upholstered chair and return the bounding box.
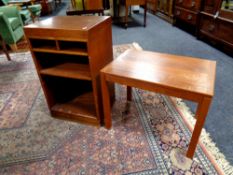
[19,7,31,24]
[0,0,42,24]
[28,3,42,22]
[0,0,32,25]
[0,6,24,51]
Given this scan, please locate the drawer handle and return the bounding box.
[208,25,215,32]
[176,10,180,15]
[187,14,192,20]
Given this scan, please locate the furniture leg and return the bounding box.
[101,73,112,129]
[125,5,128,28]
[118,1,120,17]
[127,86,132,101]
[1,37,11,61]
[186,97,212,158]
[9,44,17,51]
[144,2,147,27]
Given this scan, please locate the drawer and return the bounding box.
[202,0,218,15]
[175,0,200,11]
[175,8,197,25]
[199,15,217,37]
[217,20,233,46]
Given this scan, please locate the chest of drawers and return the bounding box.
[174,0,201,25]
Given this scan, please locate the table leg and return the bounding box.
[101,73,112,129]
[144,2,147,27]
[186,97,212,158]
[127,86,132,101]
[1,36,11,61]
[125,5,128,28]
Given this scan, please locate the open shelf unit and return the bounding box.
[24,16,114,126]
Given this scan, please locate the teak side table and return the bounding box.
[101,49,216,159]
[24,16,114,126]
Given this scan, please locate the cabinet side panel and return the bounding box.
[88,18,114,123]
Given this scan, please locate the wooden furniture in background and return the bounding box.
[174,0,201,27]
[24,16,114,126]
[147,0,157,14]
[198,0,233,50]
[0,34,11,61]
[101,49,216,159]
[118,0,147,28]
[67,0,104,15]
[156,0,174,23]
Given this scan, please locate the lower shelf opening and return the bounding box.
[51,92,98,124]
[42,76,99,125]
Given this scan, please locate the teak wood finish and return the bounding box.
[101,49,216,159]
[24,16,114,126]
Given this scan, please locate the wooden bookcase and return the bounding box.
[24,16,114,126]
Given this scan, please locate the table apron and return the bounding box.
[104,73,209,103]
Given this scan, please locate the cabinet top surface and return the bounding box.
[101,50,216,97]
[24,16,111,31]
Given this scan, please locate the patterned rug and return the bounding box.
[0,44,222,174]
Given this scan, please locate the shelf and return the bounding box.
[51,92,98,125]
[40,63,92,80]
[32,48,88,56]
[30,39,57,50]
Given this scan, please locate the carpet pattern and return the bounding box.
[0,44,219,174]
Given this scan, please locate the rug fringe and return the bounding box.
[173,98,233,175]
[132,42,143,50]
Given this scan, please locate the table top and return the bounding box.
[101,49,216,97]
[24,16,111,31]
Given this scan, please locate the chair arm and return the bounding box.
[0,12,16,44]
